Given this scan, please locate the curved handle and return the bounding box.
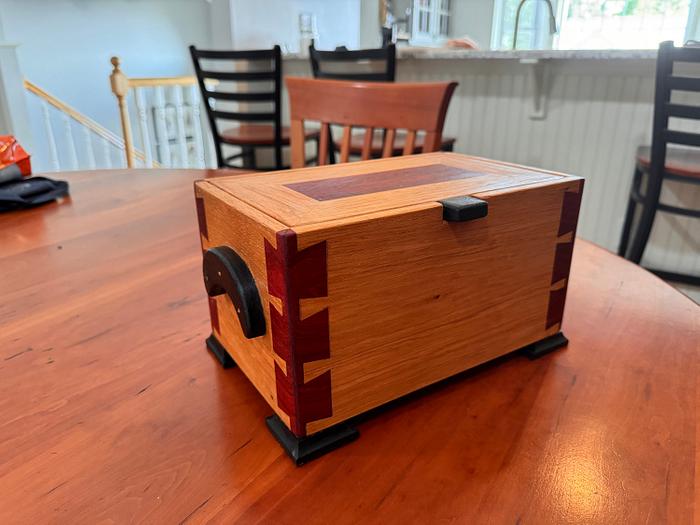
[203,246,266,339]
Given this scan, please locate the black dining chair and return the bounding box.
[309,42,456,161]
[618,41,700,286]
[310,43,397,81]
[190,45,317,170]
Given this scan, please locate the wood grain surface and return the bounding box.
[209,152,568,226]
[295,178,581,435]
[285,163,479,201]
[1,169,698,524]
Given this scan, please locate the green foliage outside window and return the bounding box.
[497,0,692,50]
[567,0,689,18]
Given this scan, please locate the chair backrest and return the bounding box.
[189,45,283,169]
[650,41,700,180]
[286,77,457,169]
[309,43,396,82]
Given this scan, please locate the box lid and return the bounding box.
[205,152,577,228]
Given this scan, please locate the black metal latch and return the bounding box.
[438,196,489,222]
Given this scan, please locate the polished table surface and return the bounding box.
[1,169,698,524]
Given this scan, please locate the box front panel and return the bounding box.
[295,179,583,435]
[195,183,291,429]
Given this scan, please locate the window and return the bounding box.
[411,0,451,46]
[492,0,698,50]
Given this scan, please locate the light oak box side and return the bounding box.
[194,181,292,428]
[294,177,583,435]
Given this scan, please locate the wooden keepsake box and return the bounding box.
[194,152,583,464]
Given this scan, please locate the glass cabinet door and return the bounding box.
[411,0,450,45]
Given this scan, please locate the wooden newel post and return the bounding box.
[110,56,135,168]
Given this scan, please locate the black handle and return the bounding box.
[203,246,266,339]
[439,196,488,222]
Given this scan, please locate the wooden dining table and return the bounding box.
[1,168,698,524]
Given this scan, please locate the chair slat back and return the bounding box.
[286,77,457,169]
[309,43,396,82]
[189,45,283,169]
[650,41,700,178]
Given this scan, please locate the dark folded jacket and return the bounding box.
[0,176,69,212]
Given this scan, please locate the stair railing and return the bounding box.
[109,56,216,169]
[24,79,150,171]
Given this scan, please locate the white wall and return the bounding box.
[449,0,495,49]
[230,0,362,51]
[0,43,33,149]
[209,0,234,49]
[0,0,367,170]
[360,0,382,48]
[0,0,381,138]
[0,0,213,137]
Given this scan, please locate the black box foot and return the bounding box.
[520,332,568,360]
[206,334,236,369]
[265,414,359,466]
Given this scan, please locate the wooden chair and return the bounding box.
[618,41,700,286]
[286,77,457,169]
[189,45,317,170]
[308,42,456,160]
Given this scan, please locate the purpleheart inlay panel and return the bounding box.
[285,164,482,201]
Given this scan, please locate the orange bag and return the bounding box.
[0,135,31,177]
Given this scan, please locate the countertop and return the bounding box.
[285,48,658,61]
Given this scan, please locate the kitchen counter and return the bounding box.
[395,47,658,60]
[284,48,658,61]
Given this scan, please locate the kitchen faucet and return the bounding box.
[512,0,558,50]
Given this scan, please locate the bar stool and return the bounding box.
[190,45,317,170]
[618,41,700,286]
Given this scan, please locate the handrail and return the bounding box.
[24,79,123,147]
[24,79,151,164]
[128,76,217,88]
[128,76,197,88]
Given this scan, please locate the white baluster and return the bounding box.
[63,114,79,170]
[189,85,206,168]
[40,100,60,171]
[173,86,189,168]
[119,144,128,168]
[102,137,112,168]
[153,86,171,166]
[134,87,154,167]
[83,127,96,169]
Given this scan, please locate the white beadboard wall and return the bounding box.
[283,57,700,301]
